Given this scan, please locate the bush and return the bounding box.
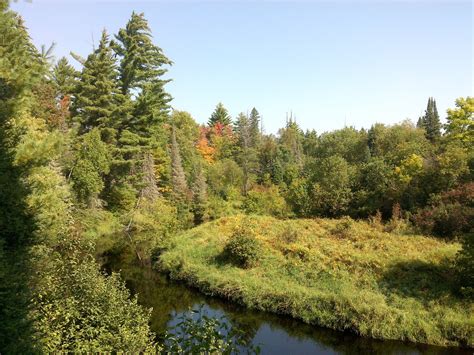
[162,305,259,354]
[331,216,354,237]
[223,222,261,268]
[242,185,291,218]
[279,225,299,243]
[413,183,474,238]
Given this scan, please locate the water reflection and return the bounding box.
[105,252,469,355]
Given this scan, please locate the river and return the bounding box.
[105,251,469,354]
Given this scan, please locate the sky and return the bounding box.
[11,0,473,134]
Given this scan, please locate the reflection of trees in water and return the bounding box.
[106,250,469,355]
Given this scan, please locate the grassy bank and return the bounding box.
[157,215,473,348]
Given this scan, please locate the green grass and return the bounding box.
[157,215,474,348]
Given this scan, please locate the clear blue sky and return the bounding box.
[12,0,473,134]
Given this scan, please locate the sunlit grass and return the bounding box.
[158,215,473,348]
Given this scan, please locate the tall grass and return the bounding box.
[158,215,473,348]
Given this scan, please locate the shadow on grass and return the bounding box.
[378,259,459,302]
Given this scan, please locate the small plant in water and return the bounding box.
[162,305,260,354]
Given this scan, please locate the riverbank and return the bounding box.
[157,215,473,348]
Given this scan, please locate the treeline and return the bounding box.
[47,9,473,242]
[0,0,472,351]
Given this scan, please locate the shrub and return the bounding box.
[283,244,310,261]
[331,216,354,237]
[162,305,259,354]
[223,222,261,268]
[279,225,299,243]
[242,185,291,218]
[368,210,383,231]
[413,183,474,238]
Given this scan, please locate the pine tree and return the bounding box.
[113,11,172,135]
[112,11,172,96]
[234,113,259,194]
[208,102,231,126]
[419,97,441,142]
[51,57,78,99]
[110,12,173,203]
[249,107,261,145]
[73,30,126,134]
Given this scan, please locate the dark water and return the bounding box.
[106,252,470,355]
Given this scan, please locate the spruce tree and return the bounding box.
[419,97,441,142]
[234,112,259,194]
[73,30,126,134]
[51,57,78,99]
[110,12,173,203]
[208,102,231,126]
[249,107,261,145]
[113,11,172,135]
[112,11,172,96]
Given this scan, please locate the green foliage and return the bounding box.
[191,164,209,225]
[208,102,232,126]
[315,127,369,164]
[25,165,73,245]
[51,57,78,99]
[309,155,354,216]
[73,30,126,132]
[436,142,470,189]
[417,97,441,142]
[206,190,242,220]
[445,97,474,145]
[128,198,179,258]
[30,243,155,352]
[243,185,291,218]
[71,128,111,203]
[234,112,260,194]
[223,221,261,268]
[207,159,244,199]
[112,11,172,96]
[163,306,260,354]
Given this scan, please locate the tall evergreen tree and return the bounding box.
[110,12,173,204]
[234,113,259,194]
[73,30,126,135]
[249,107,261,146]
[112,11,172,96]
[113,11,172,135]
[418,97,441,142]
[208,102,231,126]
[51,57,78,99]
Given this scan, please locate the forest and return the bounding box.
[0,1,473,352]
